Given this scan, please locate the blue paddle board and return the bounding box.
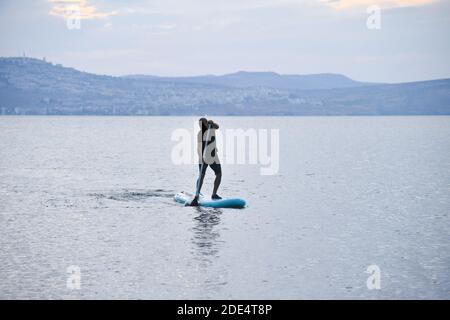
[174,192,246,209]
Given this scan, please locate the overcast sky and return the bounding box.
[0,0,449,82]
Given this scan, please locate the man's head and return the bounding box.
[199,117,208,130]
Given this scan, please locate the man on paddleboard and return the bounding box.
[191,117,221,206]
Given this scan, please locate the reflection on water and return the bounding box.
[191,207,223,264]
[190,207,228,297]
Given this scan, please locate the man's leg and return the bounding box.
[211,163,222,199]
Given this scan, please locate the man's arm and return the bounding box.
[208,120,219,129]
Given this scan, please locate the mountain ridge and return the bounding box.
[0,57,449,115]
[123,70,372,90]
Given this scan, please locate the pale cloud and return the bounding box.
[49,0,118,20]
[322,0,436,10]
[103,0,437,17]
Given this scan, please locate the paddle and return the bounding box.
[189,123,213,206]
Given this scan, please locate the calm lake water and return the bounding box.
[0,116,449,299]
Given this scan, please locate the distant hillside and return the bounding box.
[124,71,369,90]
[0,57,449,115]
